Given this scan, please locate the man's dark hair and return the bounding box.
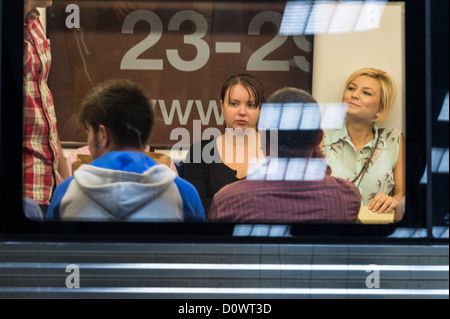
[79,79,154,150]
[266,87,322,157]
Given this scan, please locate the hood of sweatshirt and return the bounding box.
[72,152,178,219]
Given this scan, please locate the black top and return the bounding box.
[183,138,243,216]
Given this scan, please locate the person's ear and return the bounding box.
[97,125,110,148]
[376,105,383,119]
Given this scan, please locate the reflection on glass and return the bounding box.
[280,0,387,35]
[279,104,303,130]
[300,103,322,130]
[420,148,450,184]
[304,2,336,34]
[303,158,328,181]
[320,103,348,130]
[265,158,289,181]
[259,103,324,131]
[354,0,387,32]
[18,0,409,227]
[233,225,291,237]
[247,158,327,182]
[328,1,363,34]
[258,102,347,130]
[285,158,309,181]
[438,149,450,174]
[258,103,283,130]
[438,92,449,122]
[279,1,312,35]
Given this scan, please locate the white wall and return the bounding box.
[312,3,405,133]
[37,8,46,32]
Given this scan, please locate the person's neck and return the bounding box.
[220,128,262,164]
[223,127,259,149]
[111,147,144,154]
[346,120,375,145]
[99,143,144,157]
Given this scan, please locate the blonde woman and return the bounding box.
[322,68,405,222]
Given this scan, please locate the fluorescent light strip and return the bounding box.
[279,1,312,35]
[1,262,448,272]
[257,103,282,129]
[304,2,335,35]
[299,103,321,129]
[258,103,322,130]
[0,287,448,296]
[328,2,362,34]
[281,0,386,35]
[279,104,303,130]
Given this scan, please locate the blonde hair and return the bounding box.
[344,68,397,123]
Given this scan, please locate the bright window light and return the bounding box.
[320,103,348,130]
[303,158,328,181]
[258,103,282,130]
[300,103,322,130]
[285,158,308,181]
[266,158,288,181]
[279,1,313,35]
[281,0,388,35]
[279,104,303,130]
[328,1,363,34]
[304,2,336,35]
[247,158,327,181]
[354,0,387,32]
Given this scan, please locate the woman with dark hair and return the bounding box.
[183,74,266,216]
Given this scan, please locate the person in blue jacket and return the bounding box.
[47,79,205,222]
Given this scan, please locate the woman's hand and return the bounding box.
[369,193,399,214]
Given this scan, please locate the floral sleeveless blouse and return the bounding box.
[323,124,403,206]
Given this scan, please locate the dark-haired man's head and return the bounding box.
[79,79,154,159]
[265,87,323,158]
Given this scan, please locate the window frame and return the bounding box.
[0,0,447,244]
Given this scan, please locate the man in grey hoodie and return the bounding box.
[47,79,205,222]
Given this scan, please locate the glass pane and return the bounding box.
[20,0,417,228]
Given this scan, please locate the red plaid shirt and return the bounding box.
[23,10,62,205]
[208,175,361,223]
